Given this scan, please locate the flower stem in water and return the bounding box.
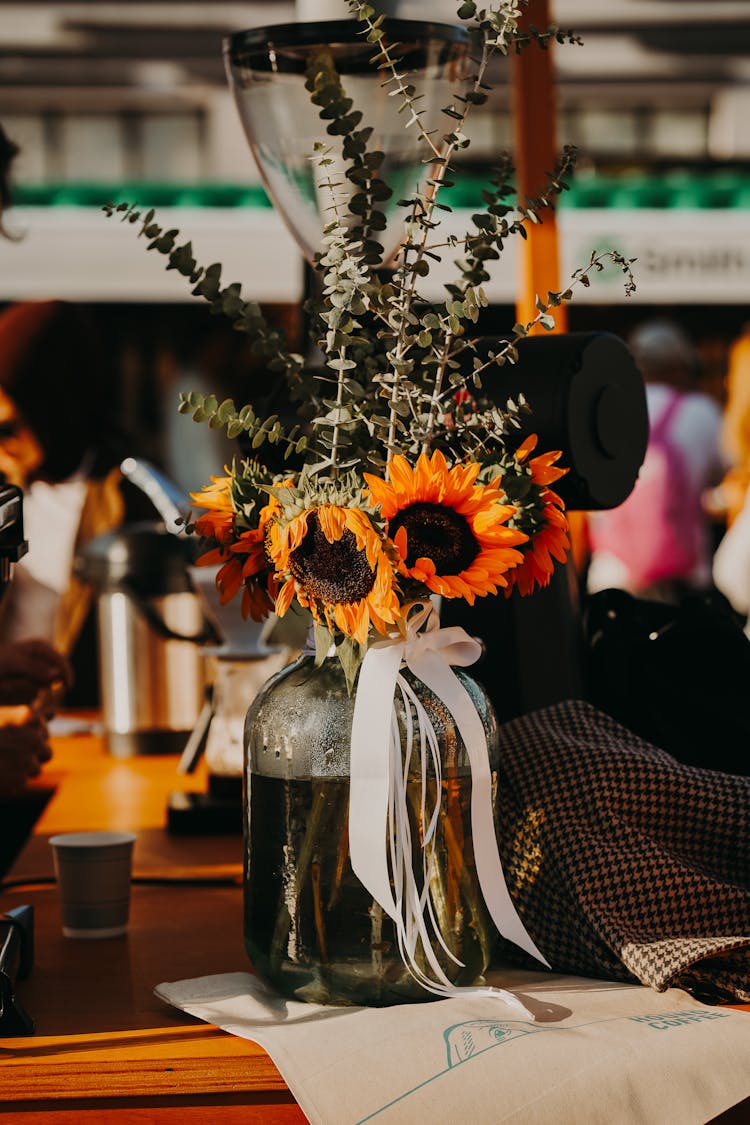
[269,780,332,973]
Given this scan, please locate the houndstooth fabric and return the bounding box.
[493,700,750,1003]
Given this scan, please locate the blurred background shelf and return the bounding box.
[1,0,749,444]
[0,203,303,303]
[3,188,750,305]
[2,0,749,307]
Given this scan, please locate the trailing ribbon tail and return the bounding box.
[349,606,549,1014]
[349,641,403,926]
[407,645,550,969]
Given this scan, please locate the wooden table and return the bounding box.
[2,723,749,1125]
[0,722,307,1124]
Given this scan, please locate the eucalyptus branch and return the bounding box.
[314,146,376,477]
[347,3,443,160]
[421,331,454,454]
[450,146,578,296]
[458,2,582,54]
[469,248,637,383]
[352,0,504,291]
[455,2,524,52]
[400,26,494,277]
[377,25,498,467]
[511,24,584,53]
[102,201,308,397]
[177,391,310,461]
[328,348,349,479]
[343,2,547,471]
[305,49,392,266]
[414,244,636,454]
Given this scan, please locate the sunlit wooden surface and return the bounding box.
[0,723,306,1123]
[2,723,748,1124]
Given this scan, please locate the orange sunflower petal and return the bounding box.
[216,558,243,604]
[195,546,228,568]
[275,579,296,618]
[515,435,538,463]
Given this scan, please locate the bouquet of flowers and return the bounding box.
[106,0,635,1006]
[106,0,633,689]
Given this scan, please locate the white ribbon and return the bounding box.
[349,603,549,1015]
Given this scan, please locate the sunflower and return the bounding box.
[269,503,400,646]
[192,484,283,622]
[190,474,235,543]
[501,435,570,597]
[364,450,527,603]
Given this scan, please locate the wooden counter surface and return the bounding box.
[0,723,306,1123]
[1,723,748,1124]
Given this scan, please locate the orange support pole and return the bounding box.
[510,0,567,332]
[511,4,593,573]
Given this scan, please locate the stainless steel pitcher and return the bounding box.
[77,521,215,757]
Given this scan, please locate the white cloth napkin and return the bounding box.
[155,969,750,1125]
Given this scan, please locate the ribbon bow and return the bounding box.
[349,602,548,1012]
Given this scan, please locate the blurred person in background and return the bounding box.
[0,639,71,795]
[586,318,725,603]
[712,327,750,527]
[0,121,71,798]
[711,328,750,633]
[0,298,126,653]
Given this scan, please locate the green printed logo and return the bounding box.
[630,1009,729,1031]
[443,1020,535,1066]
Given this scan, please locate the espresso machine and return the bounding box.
[79,458,307,832]
[167,565,307,832]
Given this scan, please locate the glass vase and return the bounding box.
[243,652,500,1006]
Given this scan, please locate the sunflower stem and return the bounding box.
[311,856,329,964]
[441,787,494,968]
[269,780,332,973]
[327,796,350,911]
[405,782,459,960]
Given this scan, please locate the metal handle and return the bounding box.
[123,581,220,645]
[120,457,189,536]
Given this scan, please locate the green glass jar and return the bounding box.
[243,653,500,1006]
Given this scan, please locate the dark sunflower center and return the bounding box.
[289,511,376,605]
[390,501,479,575]
[263,524,275,570]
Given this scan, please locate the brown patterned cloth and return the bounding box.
[494,699,750,1003]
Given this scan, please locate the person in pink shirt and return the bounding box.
[587,318,725,602]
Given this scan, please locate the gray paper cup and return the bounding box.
[49,831,136,939]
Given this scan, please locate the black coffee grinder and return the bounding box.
[0,484,27,591]
[0,484,36,1035]
[442,330,649,721]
